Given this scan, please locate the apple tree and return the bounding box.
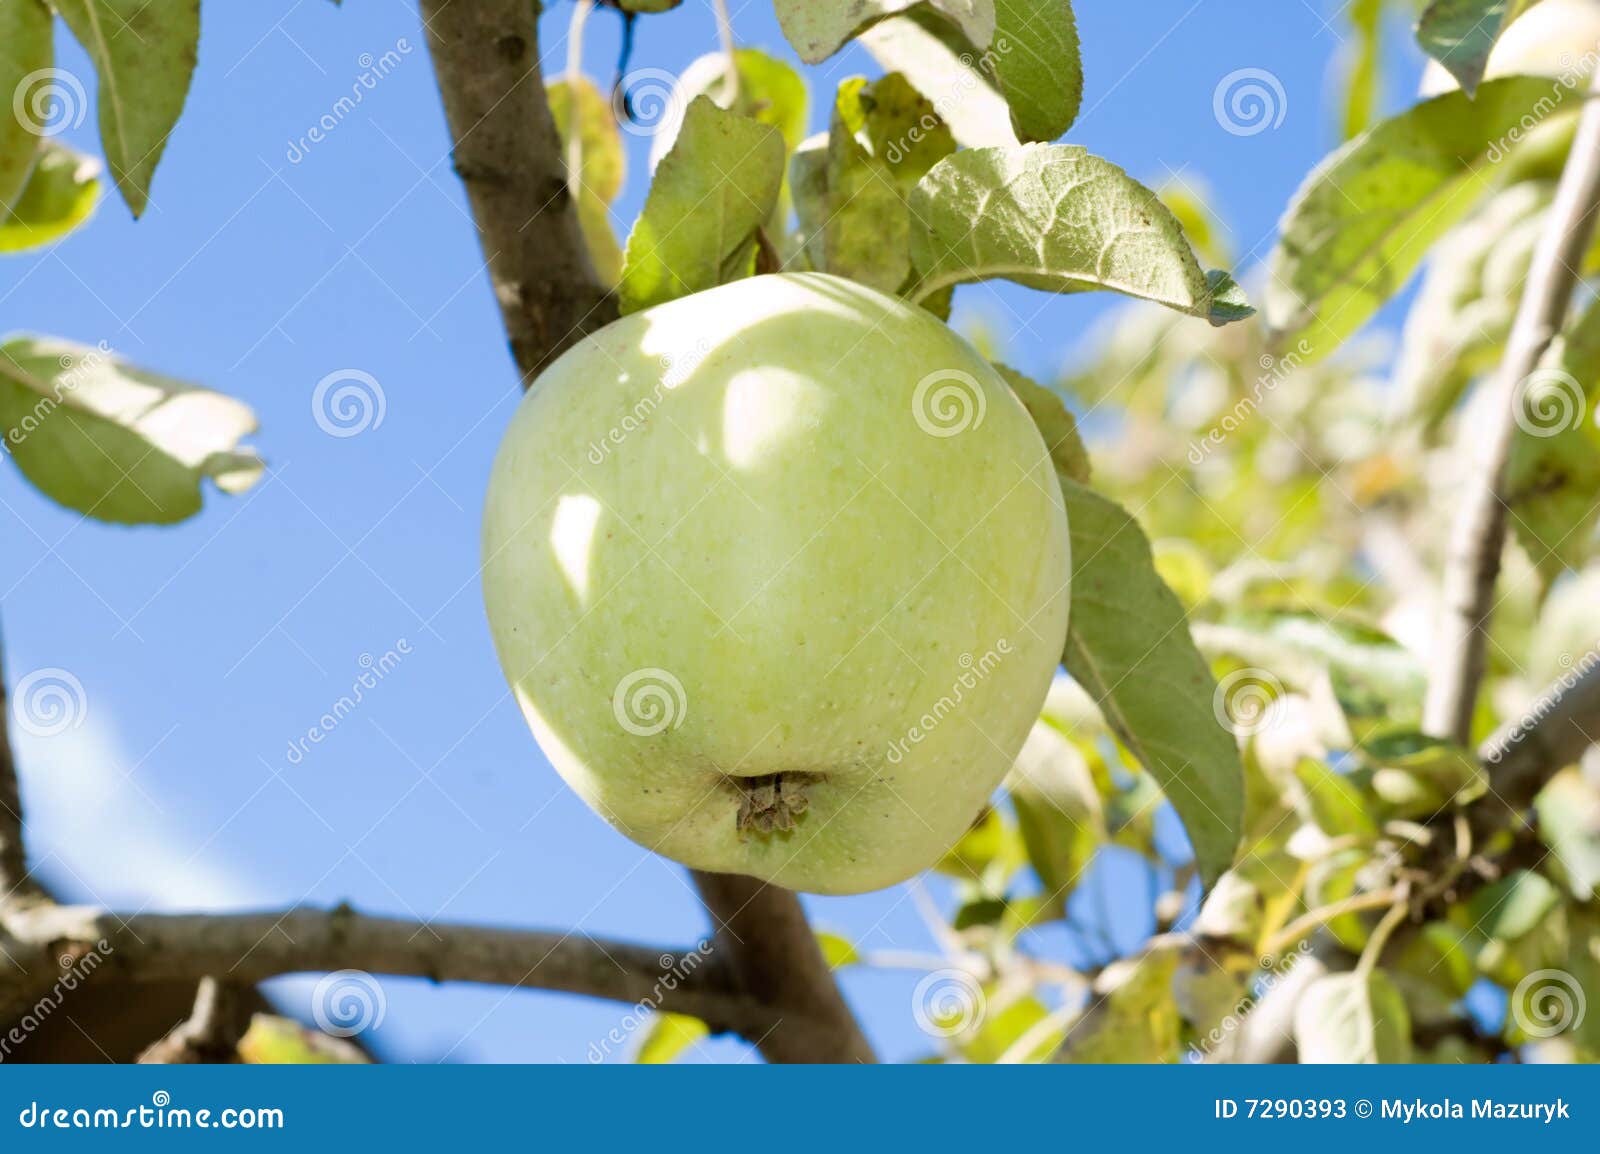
[1,0,1599,1064]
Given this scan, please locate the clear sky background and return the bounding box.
[3,1,1428,1063]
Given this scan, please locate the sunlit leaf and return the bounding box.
[776,0,996,65]
[860,10,1018,147]
[1294,971,1412,1063]
[0,0,52,212]
[633,1013,708,1063]
[547,77,625,285]
[1417,0,1545,96]
[0,142,102,253]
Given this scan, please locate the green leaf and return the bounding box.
[616,0,684,11]
[632,1013,708,1063]
[904,145,1252,325]
[619,97,784,315]
[0,335,263,524]
[0,0,53,212]
[54,0,200,218]
[984,0,1082,142]
[547,78,626,287]
[236,1015,369,1064]
[776,0,995,65]
[650,48,809,168]
[935,805,1024,889]
[1339,0,1383,139]
[1292,757,1378,839]
[1465,869,1562,944]
[1505,295,1600,578]
[1007,721,1104,905]
[1362,729,1486,814]
[995,364,1090,484]
[1294,971,1413,1063]
[1062,947,1182,1062]
[1264,77,1572,358]
[1057,478,1244,889]
[1536,768,1600,900]
[0,142,102,253]
[1417,0,1545,96]
[814,929,861,968]
[860,9,1018,147]
[789,132,829,269]
[823,73,954,293]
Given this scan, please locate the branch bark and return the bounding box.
[1424,73,1600,744]
[0,903,795,1045]
[1479,660,1600,814]
[418,0,613,379]
[0,625,41,903]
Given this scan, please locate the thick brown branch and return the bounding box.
[416,0,872,1062]
[0,903,794,1045]
[1479,661,1600,814]
[1424,76,1600,743]
[418,0,613,379]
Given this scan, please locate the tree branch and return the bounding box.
[1479,660,1600,813]
[0,903,797,1046]
[415,0,872,1062]
[418,0,613,379]
[0,624,41,903]
[1424,74,1600,744]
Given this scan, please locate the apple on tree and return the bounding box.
[482,272,1070,895]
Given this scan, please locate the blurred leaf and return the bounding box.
[1057,479,1244,889]
[0,0,52,212]
[54,0,199,217]
[1151,539,1212,610]
[936,805,1024,890]
[815,929,862,968]
[1292,758,1378,839]
[776,0,996,65]
[1265,78,1570,358]
[789,132,829,269]
[1362,729,1486,815]
[1536,768,1600,900]
[823,73,954,292]
[0,335,263,524]
[1464,869,1561,943]
[906,145,1252,325]
[546,78,625,285]
[0,142,102,253]
[1062,947,1182,1062]
[1305,848,1373,953]
[1294,971,1412,1062]
[633,1013,708,1063]
[1417,0,1545,95]
[1339,0,1383,139]
[1007,721,1104,907]
[997,365,1090,484]
[860,10,1018,147]
[961,983,1060,1062]
[237,1015,369,1064]
[619,98,783,314]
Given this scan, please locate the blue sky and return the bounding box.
[2,1,1428,1063]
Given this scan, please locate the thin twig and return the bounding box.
[1424,72,1600,743]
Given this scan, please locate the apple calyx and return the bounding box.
[734,773,814,835]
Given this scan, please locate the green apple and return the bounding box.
[482,272,1070,894]
[1420,0,1600,95]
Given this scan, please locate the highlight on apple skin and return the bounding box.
[481,272,1071,895]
